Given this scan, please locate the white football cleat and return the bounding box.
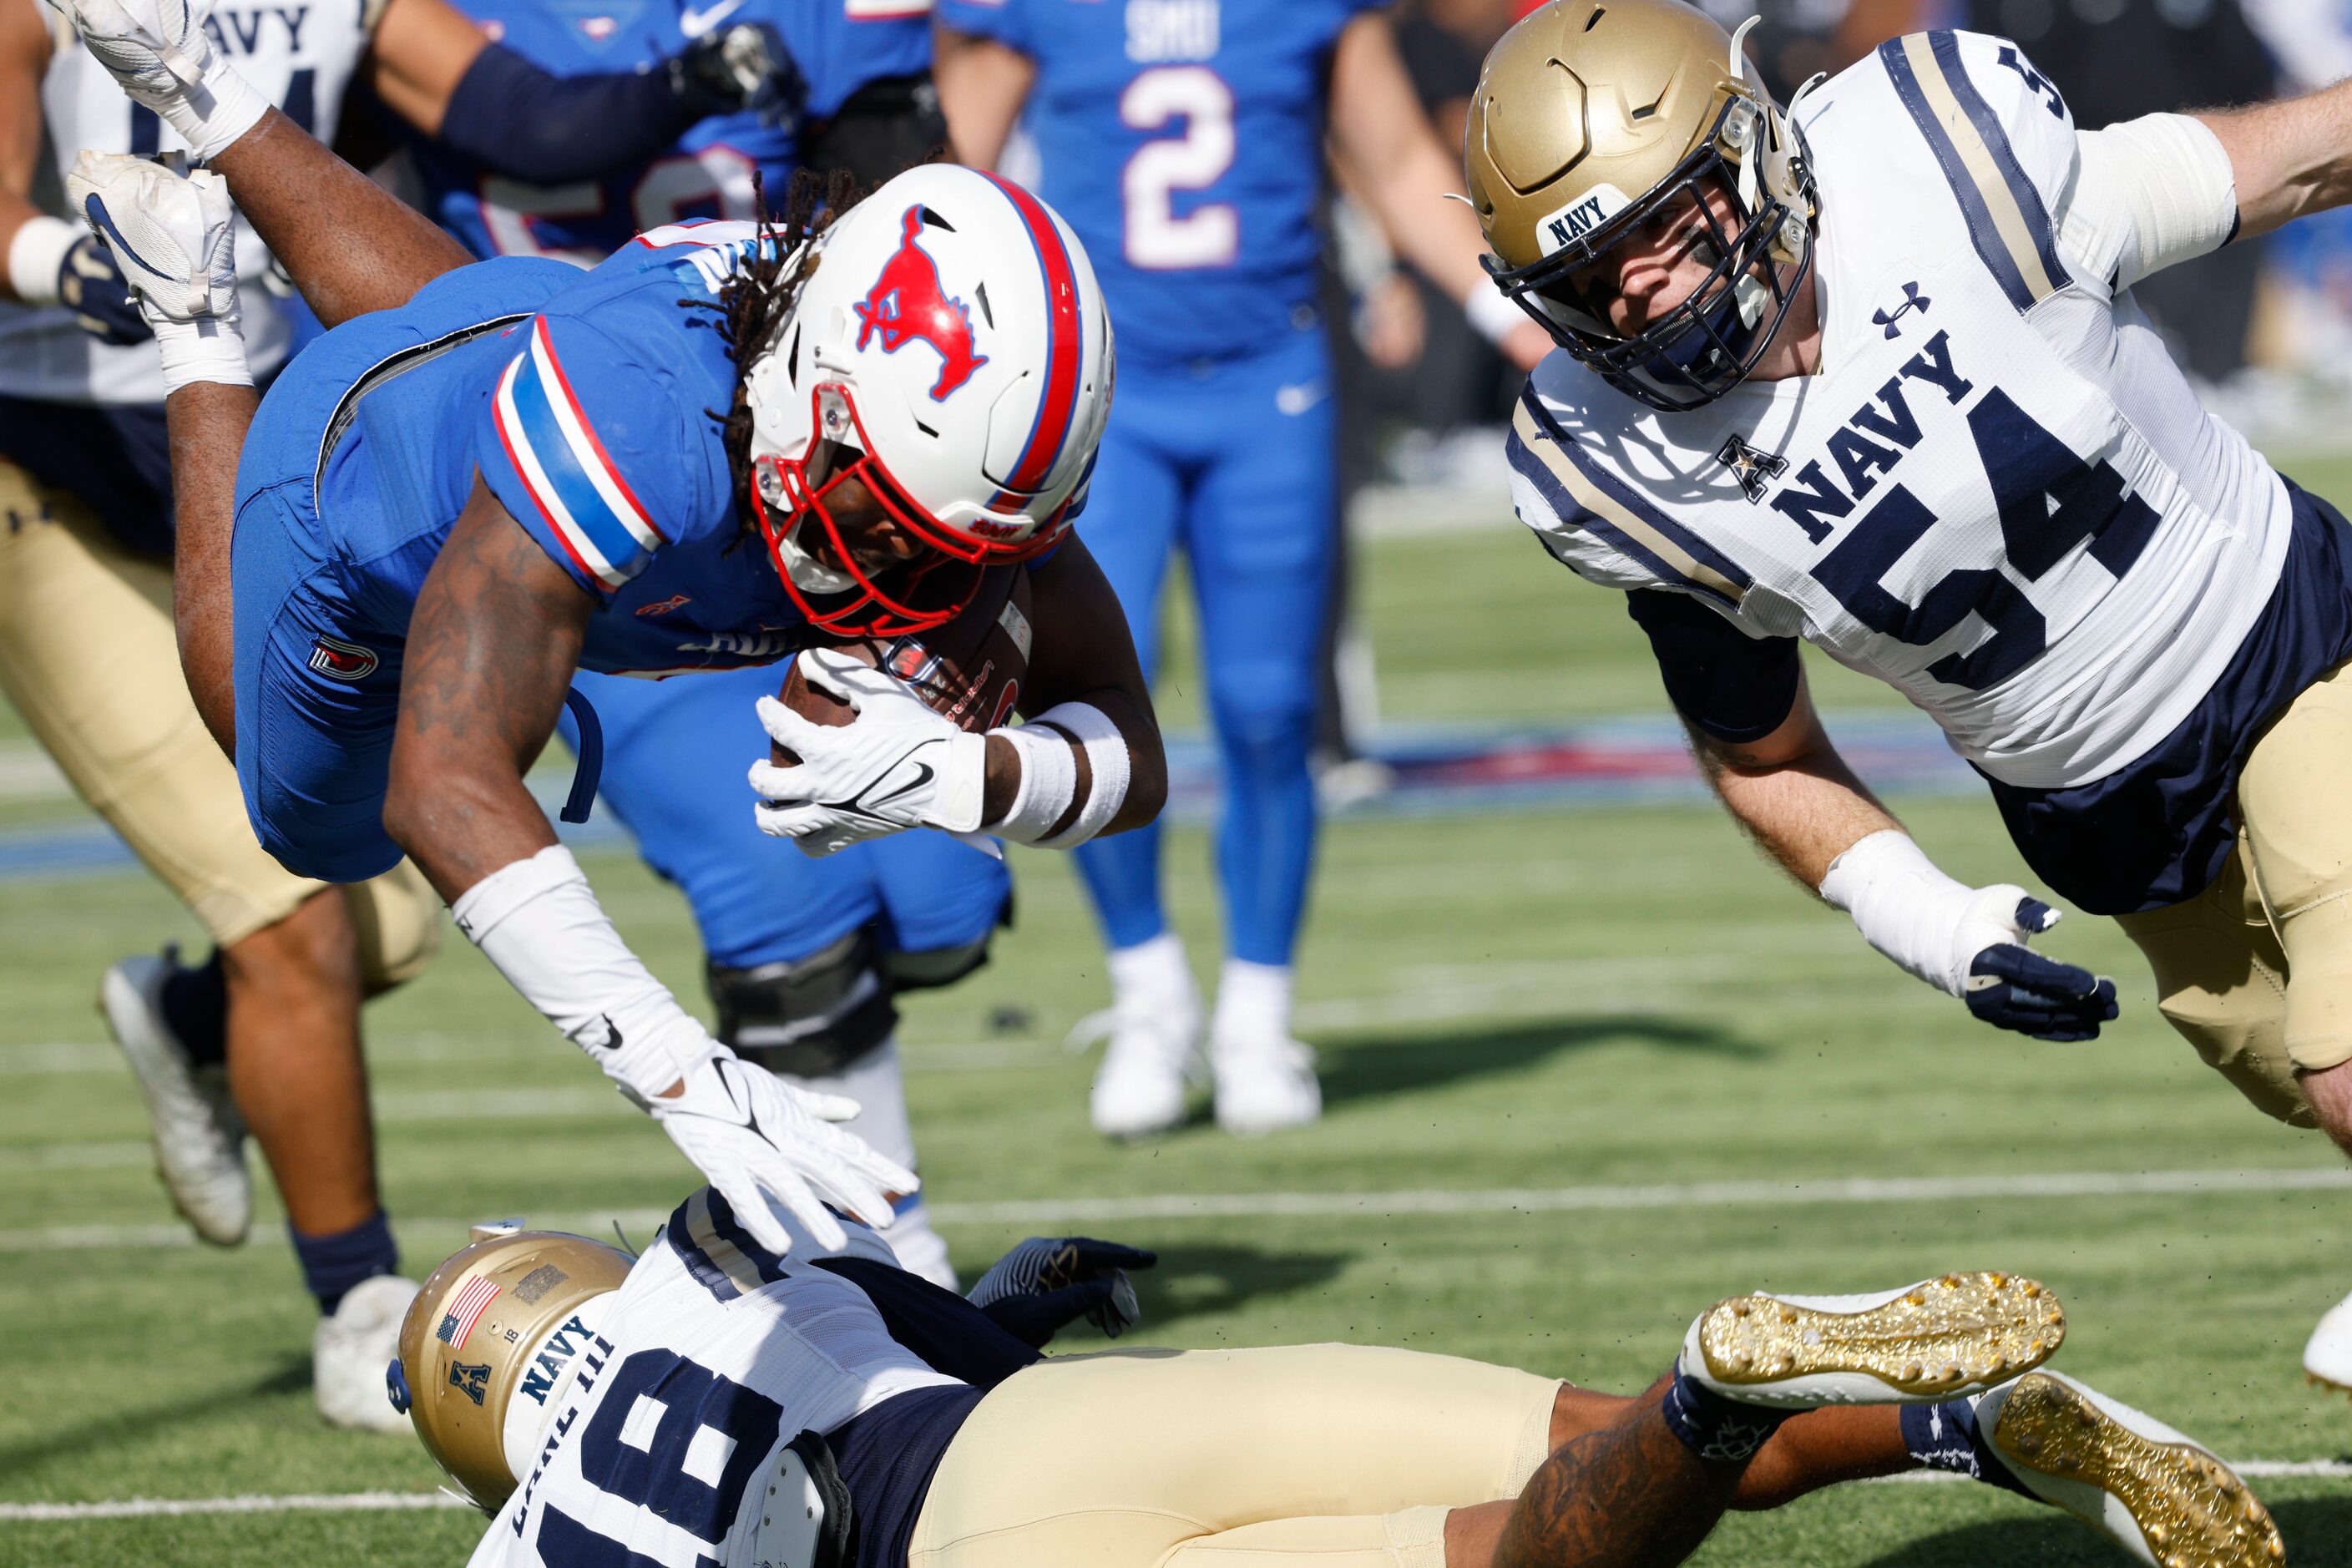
[2304,1287,2352,1397]
[1211,1031,1322,1136]
[1084,959,1205,1140]
[39,0,266,160]
[314,1274,419,1434]
[1981,1371,2284,1567]
[101,952,249,1247]
[65,152,237,325]
[1681,1272,2066,1408]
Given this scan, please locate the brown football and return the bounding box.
[770,566,1033,766]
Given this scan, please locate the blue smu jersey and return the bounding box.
[318,222,815,675]
[412,0,931,264]
[936,0,1383,364]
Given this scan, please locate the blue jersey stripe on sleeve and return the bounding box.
[1879,33,2065,311]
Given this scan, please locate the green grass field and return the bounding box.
[4,466,2352,1565]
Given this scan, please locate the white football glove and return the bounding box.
[65,152,248,390]
[42,0,267,162]
[645,1050,918,1257]
[750,648,989,857]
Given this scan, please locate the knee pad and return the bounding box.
[710,929,898,1078]
[881,930,997,995]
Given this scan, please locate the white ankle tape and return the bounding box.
[1034,701,1129,850]
[992,724,1079,844]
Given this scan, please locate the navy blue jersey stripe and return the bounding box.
[1927,33,2067,292]
[1506,425,1707,603]
[1879,35,2036,311]
[1518,392,1753,595]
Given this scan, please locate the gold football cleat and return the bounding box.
[1686,1271,2066,1406]
[1985,1372,2284,1568]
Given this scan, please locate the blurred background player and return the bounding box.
[0,0,805,1423]
[399,0,989,1286]
[933,0,1549,1139]
[0,0,445,1431]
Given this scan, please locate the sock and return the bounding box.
[1661,1367,1789,1463]
[1899,1393,2035,1498]
[292,1211,398,1315]
[160,949,228,1069]
[1108,932,1191,1010]
[776,1038,956,1290]
[1212,958,1293,1044]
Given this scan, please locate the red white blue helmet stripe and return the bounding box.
[492,317,667,591]
[977,170,1085,512]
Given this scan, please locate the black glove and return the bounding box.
[58,233,152,346]
[1964,898,2118,1042]
[968,1236,1157,1349]
[669,22,807,124]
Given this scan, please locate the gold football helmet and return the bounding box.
[1466,0,1818,410]
[390,1223,634,1511]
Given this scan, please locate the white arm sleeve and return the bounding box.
[2058,113,2239,292]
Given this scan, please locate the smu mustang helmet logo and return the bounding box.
[853,206,989,401]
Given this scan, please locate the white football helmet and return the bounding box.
[743,163,1114,637]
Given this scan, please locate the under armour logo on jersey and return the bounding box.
[1872,281,1930,340]
[1717,434,1788,503]
[854,206,989,400]
[307,635,379,680]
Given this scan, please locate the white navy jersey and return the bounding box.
[471,1190,959,1568]
[0,0,380,404]
[1508,30,2289,792]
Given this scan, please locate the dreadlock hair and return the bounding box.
[690,166,869,541]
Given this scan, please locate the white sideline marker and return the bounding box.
[3,1166,2350,1253]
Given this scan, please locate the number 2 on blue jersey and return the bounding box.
[1120,65,1237,269]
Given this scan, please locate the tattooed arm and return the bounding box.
[1682,670,1903,893]
[1491,1399,1740,1568]
[381,477,589,901]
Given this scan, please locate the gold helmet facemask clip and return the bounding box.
[1470,5,1820,412]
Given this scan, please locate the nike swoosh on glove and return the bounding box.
[967,1235,1157,1348]
[57,235,151,345]
[749,648,988,857]
[649,1053,919,1257]
[1964,897,2119,1043]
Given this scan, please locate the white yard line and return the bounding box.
[8,1460,2348,1521]
[4,1166,2347,1253]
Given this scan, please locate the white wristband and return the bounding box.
[7,215,78,306]
[1031,701,1130,850]
[990,723,1079,844]
[1463,276,1529,348]
[1817,830,1977,997]
[452,844,715,1099]
[153,315,251,392]
[174,59,270,164]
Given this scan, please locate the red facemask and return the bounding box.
[750,382,1070,638]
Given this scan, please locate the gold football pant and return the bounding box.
[2116,658,2352,1126]
[909,1344,1560,1567]
[0,457,438,978]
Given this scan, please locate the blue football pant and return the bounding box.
[560,664,1011,970]
[1072,331,1336,968]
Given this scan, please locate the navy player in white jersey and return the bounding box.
[404,0,996,1289]
[933,0,1550,1139]
[1468,0,2352,1388]
[390,1202,2279,1567]
[46,0,1166,1274]
[0,0,814,1426]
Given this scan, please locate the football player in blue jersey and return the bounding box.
[933,0,1548,1138]
[49,0,1165,1267]
[408,0,994,1288]
[0,0,832,1425]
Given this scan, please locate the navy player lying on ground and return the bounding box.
[392,1202,2279,1567]
[1468,0,2352,1388]
[48,0,1162,1265]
